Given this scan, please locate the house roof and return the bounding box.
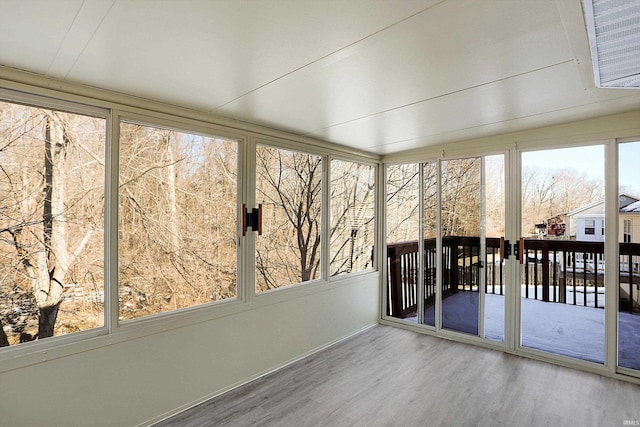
[566,200,603,217]
[621,200,640,213]
[565,194,640,217]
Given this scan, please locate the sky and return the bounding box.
[521,142,640,196]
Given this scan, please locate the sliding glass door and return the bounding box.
[618,140,640,372]
[519,145,605,363]
[385,155,505,342]
[386,141,640,373]
[440,158,482,335]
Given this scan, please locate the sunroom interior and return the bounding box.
[1,1,640,426]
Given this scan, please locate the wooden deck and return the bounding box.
[409,292,640,367]
[155,325,640,427]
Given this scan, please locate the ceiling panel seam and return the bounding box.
[304,59,577,136]
[364,91,640,151]
[47,0,116,80]
[210,0,447,113]
[45,1,84,75]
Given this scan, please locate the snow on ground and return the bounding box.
[406,291,640,369]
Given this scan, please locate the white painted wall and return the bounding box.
[575,215,605,242]
[0,273,379,426]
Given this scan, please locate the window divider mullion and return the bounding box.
[106,110,121,333]
[243,136,257,303]
[322,155,331,281]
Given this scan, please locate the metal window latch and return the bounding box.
[502,238,511,260]
[242,204,262,236]
[500,238,520,262]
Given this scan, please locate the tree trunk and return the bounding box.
[163,132,180,253]
[0,319,9,347]
[38,303,61,339]
[32,114,69,338]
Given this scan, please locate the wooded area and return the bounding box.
[0,100,377,346]
[0,98,606,348]
[386,155,604,245]
[0,102,105,345]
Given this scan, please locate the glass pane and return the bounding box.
[0,101,105,346]
[521,146,604,363]
[386,164,419,320]
[484,155,505,342]
[119,123,237,320]
[422,162,437,326]
[255,146,322,291]
[441,158,481,335]
[330,160,375,276]
[618,141,640,370]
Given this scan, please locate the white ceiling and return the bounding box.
[1,0,639,155]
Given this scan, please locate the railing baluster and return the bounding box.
[560,250,567,304]
[542,242,549,302]
[533,249,538,299]
[573,251,578,305]
[594,253,596,308]
[629,253,633,313]
[500,248,504,296]
[583,252,588,307]
[525,247,530,299]
[552,250,557,303]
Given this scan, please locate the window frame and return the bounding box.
[253,141,326,293]
[0,89,110,356]
[0,85,381,373]
[624,219,632,243]
[328,155,378,279]
[115,115,244,324]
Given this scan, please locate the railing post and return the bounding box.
[559,251,566,304]
[450,237,459,294]
[388,245,403,317]
[542,241,550,302]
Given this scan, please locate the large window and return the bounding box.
[0,100,105,347]
[255,146,323,291]
[119,122,238,320]
[0,90,379,359]
[329,159,375,276]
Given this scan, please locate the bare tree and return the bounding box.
[118,123,237,319]
[1,103,104,345]
[386,163,420,243]
[521,165,603,235]
[255,147,322,290]
[329,160,375,276]
[441,158,481,237]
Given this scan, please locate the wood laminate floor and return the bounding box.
[155,325,640,427]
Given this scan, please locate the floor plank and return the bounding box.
[155,325,640,427]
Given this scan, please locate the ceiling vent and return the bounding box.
[583,0,640,89]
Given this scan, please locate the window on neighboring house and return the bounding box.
[0,99,106,347]
[329,159,376,276]
[255,145,323,292]
[585,219,596,235]
[118,122,238,321]
[624,219,632,243]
